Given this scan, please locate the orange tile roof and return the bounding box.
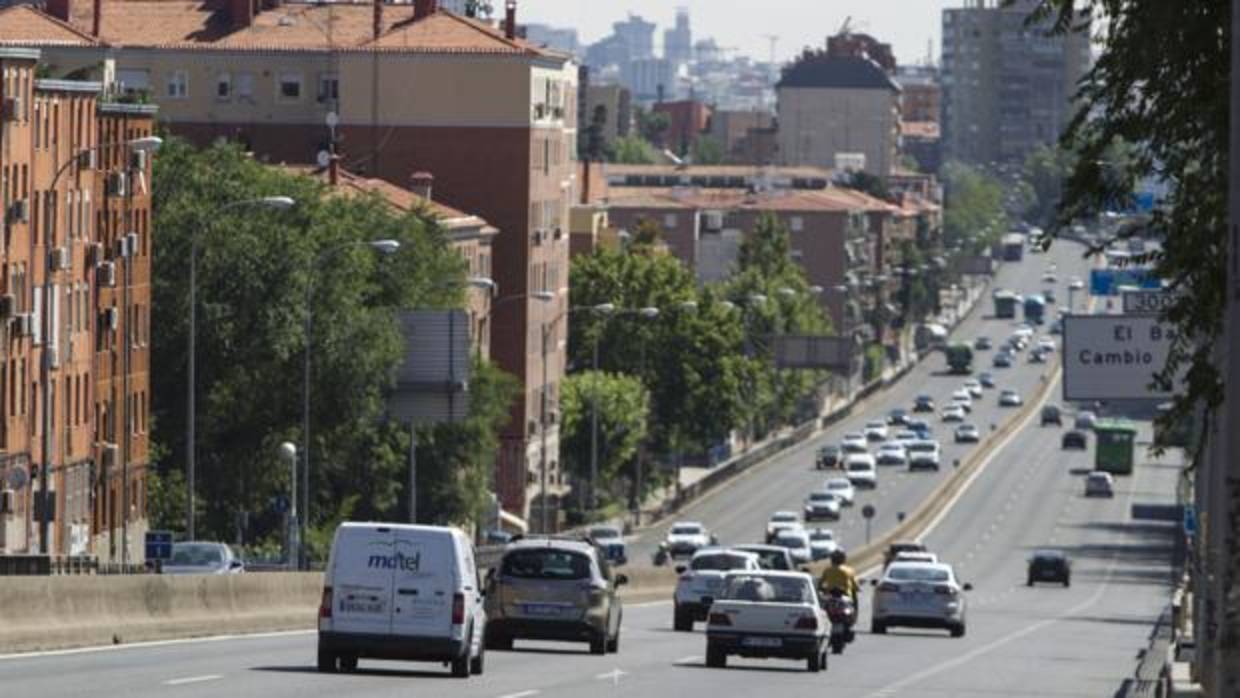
[0,5,102,46]
[900,120,940,139]
[57,1,558,55]
[285,163,493,231]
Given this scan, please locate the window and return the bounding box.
[236,72,255,102]
[216,72,231,100]
[789,216,805,232]
[116,68,150,97]
[317,73,338,103]
[165,70,188,99]
[664,213,679,229]
[276,72,303,102]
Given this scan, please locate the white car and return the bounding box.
[807,529,839,561]
[871,562,971,638]
[962,380,983,398]
[772,528,813,566]
[841,432,869,454]
[824,477,855,506]
[864,420,890,442]
[1085,472,1115,498]
[803,491,842,521]
[765,511,803,543]
[950,390,973,412]
[999,389,1023,407]
[954,424,981,443]
[876,442,908,466]
[163,542,244,575]
[892,429,921,446]
[705,571,831,672]
[1037,337,1056,353]
[665,521,715,558]
[906,440,942,471]
[893,551,940,564]
[941,405,967,422]
[844,454,878,489]
[674,549,761,631]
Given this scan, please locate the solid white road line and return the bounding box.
[0,630,315,662]
[626,599,671,608]
[496,691,541,698]
[164,675,222,686]
[595,668,628,684]
[674,655,702,665]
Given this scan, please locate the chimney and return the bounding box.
[328,154,341,186]
[228,0,255,28]
[580,161,590,205]
[504,0,516,40]
[373,0,383,40]
[413,0,437,21]
[46,0,70,22]
[410,172,434,201]
[92,0,100,36]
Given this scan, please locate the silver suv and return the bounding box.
[484,537,627,655]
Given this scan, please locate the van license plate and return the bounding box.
[523,604,562,617]
[741,636,782,648]
[341,601,384,614]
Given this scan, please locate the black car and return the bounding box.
[816,445,841,470]
[993,353,1013,368]
[1027,549,1071,587]
[1062,430,1088,449]
[1030,348,1048,364]
[1040,405,1062,426]
[974,336,993,351]
[913,395,936,413]
[888,408,910,426]
[978,372,996,388]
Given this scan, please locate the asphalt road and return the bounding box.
[0,378,1182,697]
[628,241,1092,564]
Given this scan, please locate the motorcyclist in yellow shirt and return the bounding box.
[818,549,860,607]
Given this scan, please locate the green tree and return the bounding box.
[843,170,894,202]
[691,136,725,165]
[610,136,659,165]
[560,371,649,513]
[635,107,671,146]
[151,139,510,551]
[1022,144,1074,230]
[941,160,1008,251]
[1029,0,1225,448]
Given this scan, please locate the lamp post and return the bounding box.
[38,136,161,558]
[188,196,294,543]
[278,441,298,568]
[301,239,400,567]
[596,306,659,522]
[725,294,767,444]
[586,303,616,515]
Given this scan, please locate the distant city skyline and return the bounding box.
[519,0,959,67]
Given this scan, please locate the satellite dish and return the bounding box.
[316,150,331,168]
[325,111,339,128]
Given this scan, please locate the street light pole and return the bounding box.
[188,196,293,543]
[301,239,400,567]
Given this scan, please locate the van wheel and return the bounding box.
[950,624,966,638]
[469,644,485,675]
[871,620,887,635]
[484,628,512,651]
[316,647,338,673]
[589,634,607,655]
[339,655,358,673]
[607,632,620,653]
[705,644,726,668]
[673,606,693,632]
[450,652,470,678]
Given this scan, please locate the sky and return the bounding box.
[518,0,961,66]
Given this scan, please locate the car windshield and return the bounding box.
[739,548,791,570]
[169,543,223,566]
[501,549,593,580]
[809,530,834,541]
[691,553,751,571]
[590,527,620,540]
[771,513,798,522]
[844,432,863,440]
[808,493,835,502]
[773,536,806,549]
[847,460,871,471]
[827,480,849,490]
[866,421,885,429]
[887,566,951,583]
[671,525,702,536]
[908,442,936,452]
[721,574,815,603]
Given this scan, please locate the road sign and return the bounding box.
[1063,315,1183,401]
[772,335,854,371]
[145,530,174,561]
[1184,505,1197,536]
[1090,268,1161,296]
[1122,289,1175,315]
[861,504,876,519]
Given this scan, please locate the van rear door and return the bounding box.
[390,528,458,640]
[329,524,397,636]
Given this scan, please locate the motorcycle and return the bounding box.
[823,588,856,654]
[653,542,670,567]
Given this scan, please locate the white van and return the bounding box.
[317,522,486,677]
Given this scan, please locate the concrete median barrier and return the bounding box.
[0,572,323,654]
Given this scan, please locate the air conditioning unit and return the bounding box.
[1,96,23,121]
[47,345,59,369]
[126,232,139,256]
[0,489,13,515]
[98,261,116,287]
[528,419,538,436]
[12,313,33,336]
[49,247,70,271]
[106,172,129,197]
[101,443,119,468]
[0,294,14,320]
[78,148,97,169]
[553,227,563,241]
[533,103,547,119]
[532,230,543,246]
[103,307,119,331]
[8,198,28,224]
[703,211,724,232]
[130,149,147,170]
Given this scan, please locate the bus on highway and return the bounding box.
[1024,294,1046,324]
[993,290,1020,319]
[1001,233,1025,261]
[1094,420,1139,475]
[945,343,974,374]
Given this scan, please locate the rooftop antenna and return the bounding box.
[762,34,778,66]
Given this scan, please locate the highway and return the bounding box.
[629,241,1089,564]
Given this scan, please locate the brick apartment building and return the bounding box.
[5,0,578,525]
[0,44,156,561]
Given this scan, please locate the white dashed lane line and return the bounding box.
[164,675,222,687]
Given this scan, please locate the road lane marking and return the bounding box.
[497,691,540,698]
[0,630,315,662]
[164,675,222,686]
[596,669,628,684]
[674,655,701,665]
[627,600,671,608]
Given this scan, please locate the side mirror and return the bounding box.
[615,574,629,587]
[963,583,974,591]
[870,578,879,586]
[675,565,687,575]
[230,560,244,570]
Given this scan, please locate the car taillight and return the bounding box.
[877,582,901,593]
[708,612,732,626]
[794,615,818,630]
[451,592,465,625]
[934,586,958,597]
[319,587,333,619]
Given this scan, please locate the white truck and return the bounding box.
[703,571,831,672]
